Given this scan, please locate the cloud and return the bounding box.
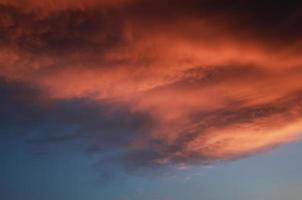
[0,0,137,13]
[1,0,302,170]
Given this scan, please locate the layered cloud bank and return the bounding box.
[1,0,302,168]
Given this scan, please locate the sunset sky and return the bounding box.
[1,0,302,199]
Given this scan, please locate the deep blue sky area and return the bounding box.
[1,133,302,200]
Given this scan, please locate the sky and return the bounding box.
[1,0,302,199]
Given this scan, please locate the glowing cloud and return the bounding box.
[1,0,302,168]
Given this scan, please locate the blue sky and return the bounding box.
[2,132,302,200]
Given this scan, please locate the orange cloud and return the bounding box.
[1,0,302,167]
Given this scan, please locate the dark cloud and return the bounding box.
[126,0,302,45]
[1,0,302,56]
[0,77,154,155]
[0,5,125,56]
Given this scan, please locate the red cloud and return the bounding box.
[1,0,302,167]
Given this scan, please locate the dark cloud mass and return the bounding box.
[1,0,302,170]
